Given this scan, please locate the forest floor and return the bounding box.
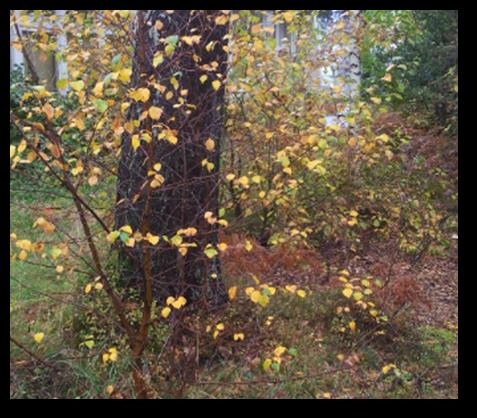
[10,190,458,399]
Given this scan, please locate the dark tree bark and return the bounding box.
[115,10,229,309]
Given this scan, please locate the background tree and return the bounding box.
[114,10,230,308]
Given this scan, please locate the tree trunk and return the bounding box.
[115,10,228,309]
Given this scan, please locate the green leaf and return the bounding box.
[170,235,183,246]
[95,99,108,113]
[50,247,62,260]
[112,53,122,69]
[166,35,179,46]
[56,79,68,90]
[204,247,218,259]
[119,232,129,243]
[288,347,298,357]
[83,340,95,349]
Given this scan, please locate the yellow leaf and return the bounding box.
[18,250,28,261]
[347,218,358,226]
[92,81,104,96]
[151,174,165,188]
[42,103,54,120]
[342,288,353,298]
[322,392,332,399]
[228,286,237,300]
[217,219,228,227]
[296,289,306,298]
[282,11,295,23]
[250,290,261,303]
[349,320,356,332]
[120,225,133,234]
[33,332,45,344]
[369,309,378,317]
[307,160,320,171]
[382,73,392,82]
[161,306,171,318]
[70,80,84,92]
[94,282,103,290]
[212,80,221,91]
[376,133,390,143]
[215,15,228,25]
[106,385,114,395]
[285,285,297,294]
[177,227,197,237]
[353,291,363,301]
[16,239,32,251]
[181,35,201,46]
[84,283,93,294]
[382,363,396,374]
[146,233,160,245]
[216,323,224,331]
[10,145,16,159]
[130,88,150,102]
[131,135,140,151]
[263,358,272,372]
[336,354,345,361]
[153,53,164,68]
[245,287,255,297]
[108,347,118,362]
[107,231,120,243]
[149,106,162,120]
[273,346,287,357]
[171,296,187,309]
[244,240,253,252]
[258,294,269,307]
[200,74,208,84]
[119,68,132,83]
[238,176,249,187]
[327,124,341,133]
[370,97,382,105]
[350,210,358,217]
[56,265,64,274]
[233,333,244,341]
[205,138,215,151]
